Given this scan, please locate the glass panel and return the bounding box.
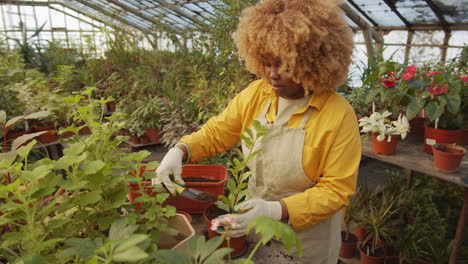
[433,0,468,24]
[351,0,405,27]
[382,45,406,62]
[349,44,369,88]
[65,13,80,30]
[49,8,66,29]
[33,6,51,30]
[384,30,407,45]
[449,31,468,46]
[446,48,463,62]
[5,5,20,29]
[395,0,439,25]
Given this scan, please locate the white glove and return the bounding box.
[229,198,282,237]
[151,147,185,195]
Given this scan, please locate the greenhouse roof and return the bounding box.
[1,0,468,35]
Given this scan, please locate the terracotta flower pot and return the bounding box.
[145,128,161,143]
[359,243,385,264]
[432,144,466,173]
[424,126,460,154]
[129,136,140,145]
[139,136,150,144]
[32,125,58,143]
[203,204,247,258]
[458,129,468,145]
[372,133,400,155]
[340,231,357,258]
[354,227,368,242]
[408,117,425,138]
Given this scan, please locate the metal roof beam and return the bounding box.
[340,3,383,44]
[0,0,48,6]
[58,1,134,35]
[106,0,179,32]
[346,0,378,27]
[73,0,153,35]
[381,0,411,27]
[48,5,103,30]
[351,25,468,31]
[151,0,207,29]
[423,0,450,32]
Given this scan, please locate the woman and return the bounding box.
[153,0,360,262]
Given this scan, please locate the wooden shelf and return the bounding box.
[362,136,468,188]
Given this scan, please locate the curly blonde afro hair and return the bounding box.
[233,0,354,95]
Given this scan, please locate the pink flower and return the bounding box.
[210,215,240,232]
[378,77,396,88]
[403,65,417,80]
[457,76,468,82]
[428,84,448,95]
[425,71,441,77]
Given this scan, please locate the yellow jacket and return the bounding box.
[180,79,360,230]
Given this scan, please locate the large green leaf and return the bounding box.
[365,88,379,104]
[5,115,25,130]
[0,151,17,168]
[406,99,423,120]
[34,238,64,253]
[77,191,102,206]
[63,143,85,156]
[444,93,461,114]
[83,160,105,175]
[113,234,149,256]
[58,238,97,259]
[112,246,149,262]
[109,218,138,241]
[24,110,50,121]
[153,249,189,264]
[200,236,224,261]
[16,140,37,159]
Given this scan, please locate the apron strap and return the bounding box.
[298,107,313,130]
[260,99,271,122]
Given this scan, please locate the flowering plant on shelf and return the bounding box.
[403,66,465,129]
[358,105,410,142]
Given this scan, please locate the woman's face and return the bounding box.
[263,55,305,100]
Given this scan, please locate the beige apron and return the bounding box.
[242,99,342,264]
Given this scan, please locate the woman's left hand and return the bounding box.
[229,198,282,237]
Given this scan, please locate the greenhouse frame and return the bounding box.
[0,0,467,263]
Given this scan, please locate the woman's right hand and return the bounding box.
[151,147,185,195]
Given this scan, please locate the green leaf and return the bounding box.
[0,110,6,125]
[153,249,189,264]
[63,143,85,156]
[34,238,64,253]
[425,101,439,121]
[77,191,102,206]
[0,151,17,168]
[21,255,47,264]
[200,236,225,261]
[113,234,149,255]
[444,93,461,114]
[59,238,97,259]
[247,216,276,243]
[109,218,138,241]
[406,99,423,120]
[5,115,25,130]
[83,160,105,175]
[31,187,55,199]
[61,180,88,191]
[204,248,233,264]
[365,88,380,104]
[227,178,236,193]
[244,127,253,140]
[12,132,46,151]
[2,232,27,247]
[240,171,253,183]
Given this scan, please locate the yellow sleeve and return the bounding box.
[179,80,264,162]
[283,107,361,230]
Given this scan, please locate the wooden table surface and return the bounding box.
[361,136,468,188]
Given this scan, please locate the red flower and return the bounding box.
[425,71,441,77]
[403,65,417,80]
[378,77,396,88]
[457,76,468,82]
[428,84,448,95]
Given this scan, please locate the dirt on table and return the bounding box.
[184,177,219,183]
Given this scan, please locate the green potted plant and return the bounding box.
[202,120,269,258]
[358,106,410,155]
[358,191,403,264]
[340,186,361,258]
[404,66,464,153]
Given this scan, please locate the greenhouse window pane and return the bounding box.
[449,31,468,46]
[382,45,406,62]
[395,0,439,25]
[433,0,468,24]
[409,46,441,65]
[33,6,51,30]
[351,0,405,27]
[5,5,20,29]
[446,48,463,62]
[384,31,408,45]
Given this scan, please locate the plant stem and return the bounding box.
[246,240,263,262]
